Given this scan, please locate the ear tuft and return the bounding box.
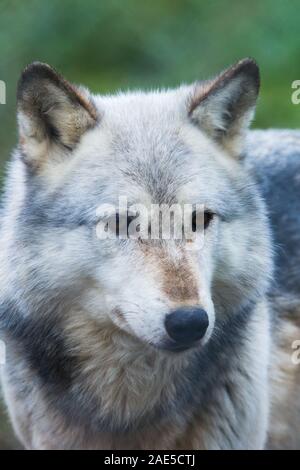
[17,62,98,168]
[189,58,260,157]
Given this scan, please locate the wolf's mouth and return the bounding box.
[153,338,202,353]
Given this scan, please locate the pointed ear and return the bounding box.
[188,58,260,157]
[17,62,98,168]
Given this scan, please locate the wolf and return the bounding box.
[0,58,299,449]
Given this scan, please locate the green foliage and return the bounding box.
[0,0,300,172]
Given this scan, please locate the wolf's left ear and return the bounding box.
[189,58,260,157]
[17,62,98,168]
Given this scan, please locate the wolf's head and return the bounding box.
[5,59,272,354]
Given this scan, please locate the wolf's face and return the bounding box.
[11,59,271,353]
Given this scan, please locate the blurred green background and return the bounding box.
[0,0,300,449]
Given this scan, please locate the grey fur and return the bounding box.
[0,60,299,449]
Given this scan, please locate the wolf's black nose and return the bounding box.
[165,307,209,345]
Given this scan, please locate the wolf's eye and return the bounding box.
[192,210,214,232]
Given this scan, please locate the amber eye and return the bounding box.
[192,210,214,232]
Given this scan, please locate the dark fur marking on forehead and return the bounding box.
[112,132,191,205]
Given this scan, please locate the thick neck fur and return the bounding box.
[1,293,263,438]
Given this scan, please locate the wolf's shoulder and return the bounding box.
[245,129,300,295]
[245,129,300,177]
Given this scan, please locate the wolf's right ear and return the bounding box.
[188,58,260,157]
[17,62,98,169]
